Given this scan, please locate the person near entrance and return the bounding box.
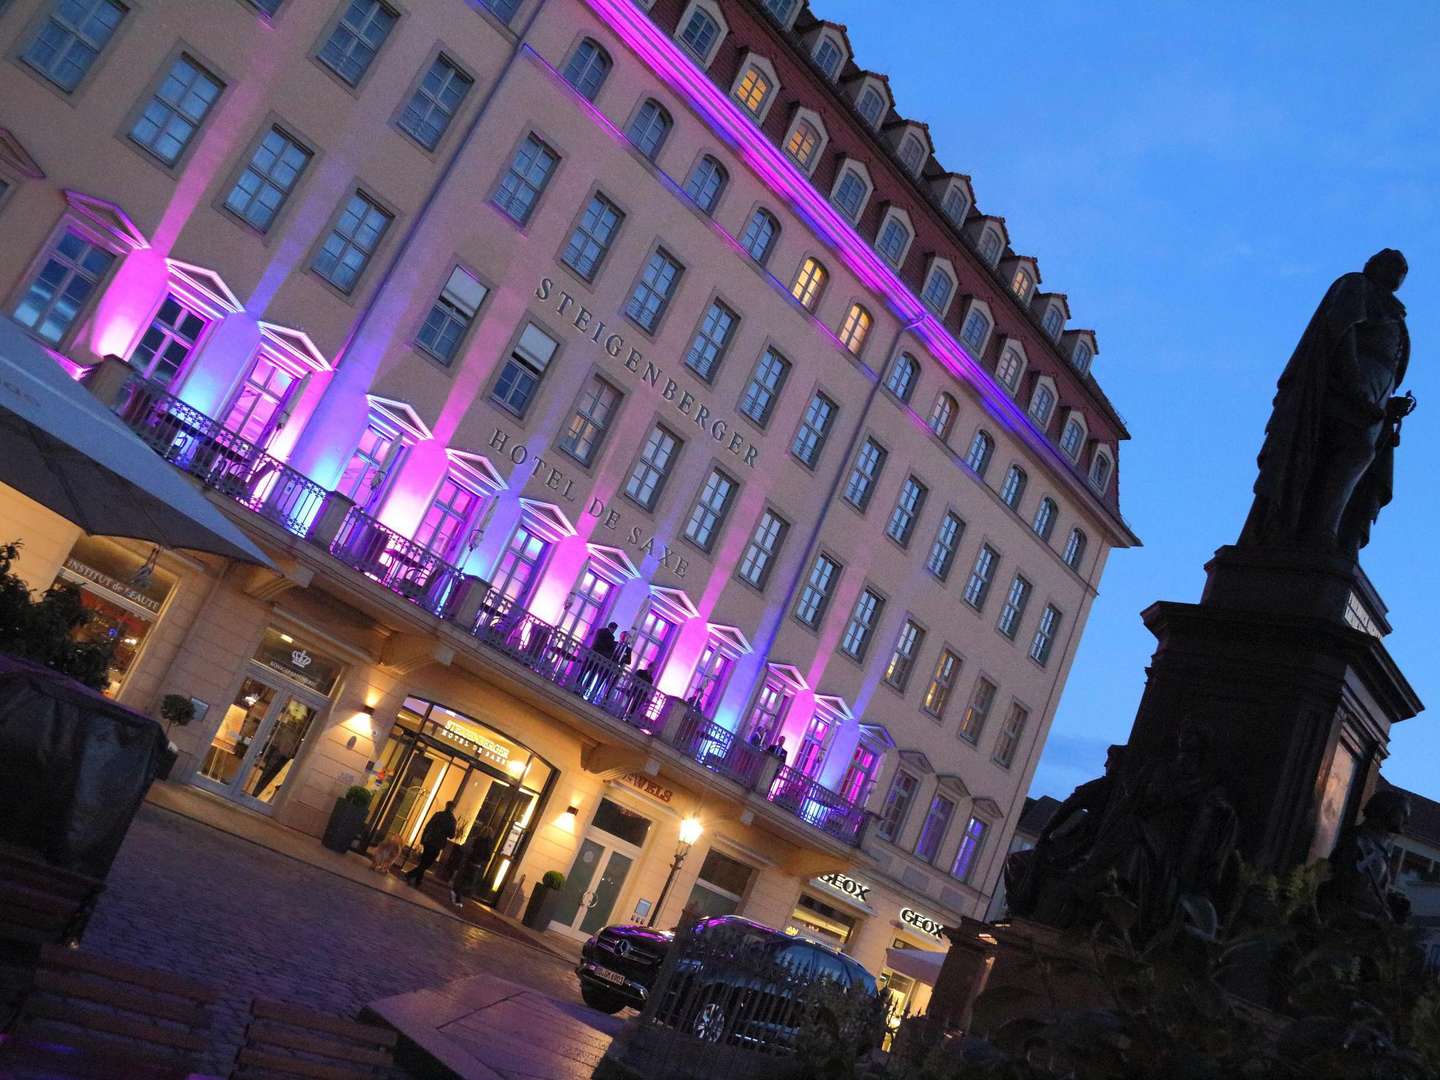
[249,708,307,799]
[449,825,499,908]
[406,799,458,889]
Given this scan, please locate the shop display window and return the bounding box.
[685,848,753,917]
[786,892,856,950]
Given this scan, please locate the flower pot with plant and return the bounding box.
[523,869,567,930]
[322,784,374,853]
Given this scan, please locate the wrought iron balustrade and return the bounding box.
[766,766,865,844]
[328,506,462,616]
[669,708,766,789]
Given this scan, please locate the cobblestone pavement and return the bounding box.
[84,803,582,1076]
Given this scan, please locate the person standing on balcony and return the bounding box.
[626,665,654,720]
[580,622,619,699]
[405,799,458,889]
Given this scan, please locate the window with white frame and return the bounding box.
[1062,528,1088,570]
[624,424,681,509]
[415,474,486,559]
[978,228,1002,265]
[1010,267,1033,302]
[562,192,624,281]
[963,545,999,610]
[416,266,488,364]
[631,606,676,675]
[885,352,919,402]
[130,55,224,165]
[746,676,790,742]
[840,587,884,660]
[678,7,722,62]
[1043,305,1064,339]
[791,391,836,467]
[492,133,558,225]
[626,248,684,331]
[941,184,969,227]
[928,393,957,441]
[832,168,868,220]
[1060,416,1086,460]
[738,509,788,588]
[925,512,964,580]
[964,429,994,477]
[838,303,872,354]
[997,574,1032,639]
[684,300,738,381]
[876,216,911,268]
[684,155,728,213]
[686,638,736,716]
[1030,605,1062,667]
[794,553,840,627]
[791,257,827,310]
[961,308,991,352]
[318,0,397,86]
[739,347,789,425]
[958,677,996,742]
[812,35,843,78]
[784,120,822,171]
[312,191,392,293]
[492,322,558,416]
[337,417,406,509]
[884,618,924,690]
[559,375,622,466]
[733,65,772,116]
[885,476,927,546]
[1000,464,1027,509]
[1029,382,1056,427]
[224,126,312,232]
[128,295,207,388]
[761,0,794,22]
[923,649,962,719]
[1072,342,1093,374]
[562,38,611,101]
[840,739,882,806]
[1089,450,1113,494]
[995,348,1024,392]
[13,230,116,346]
[843,438,886,510]
[1032,497,1057,541]
[898,133,925,174]
[856,85,885,128]
[399,54,472,151]
[740,208,779,264]
[491,523,548,604]
[794,710,832,777]
[915,794,955,863]
[951,816,989,883]
[994,702,1029,766]
[557,562,617,644]
[627,99,672,160]
[922,266,954,313]
[23,0,126,92]
[683,468,737,551]
[221,352,299,447]
[877,770,919,842]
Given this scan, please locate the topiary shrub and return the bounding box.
[542,870,565,891]
[342,784,373,808]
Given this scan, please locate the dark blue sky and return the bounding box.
[821,2,1439,799]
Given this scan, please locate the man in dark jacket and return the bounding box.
[406,799,458,888]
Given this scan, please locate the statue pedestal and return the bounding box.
[958,918,1110,1037]
[1125,546,1422,871]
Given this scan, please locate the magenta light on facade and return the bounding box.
[584,0,1125,530]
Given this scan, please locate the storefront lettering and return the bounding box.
[817,872,872,904]
[440,721,511,768]
[62,558,163,613]
[488,428,690,579]
[899,907,947,941]
[622,772,674,804]
[536,276,759,469]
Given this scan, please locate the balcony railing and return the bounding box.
[116,376,326,537]
[767,766,867,845]
[329,506,462,617]
[669,708,767,789]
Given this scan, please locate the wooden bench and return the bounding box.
[0,944,220,1079]
[232,999,397,1080]
[0,846,104,1027]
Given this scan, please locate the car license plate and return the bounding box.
[591,966,626,986]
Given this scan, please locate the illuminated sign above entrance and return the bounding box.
[899,907,947,941]
[816,872,872,905]
[621,772,674,804]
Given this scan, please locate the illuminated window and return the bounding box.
[221,354,298,446]
[1032,497,1058,541]
[925,512,964,580]
[1000,465,1027,509]
[337,419,405,508]
[746,677,791,742]
[922,267,954,313]
[684,468,737,551]
[876,218,910,267]
[416,266,488,365]
[791,257,827,311]
[843,438,887,511]
[838,304,872,355]
[559,375,621,466]
[928,393,957,441]
[885,476,927,546]
[1060,417,1085,460]
[627,99,672,160]
[625,248,684,331]
[884,619,924,690]
[129,296,207,388]
[785,121,821,170]
[734,66,771,115]
[318,0,396,86]
[739,347,789,425]
[795,712,832,777]
[491,524,548,604]
[795,553,840,627]
[958,677,996,742]
[492,133,558,225]
[624,424,681,509]
[857,86,884,127]
[997,575,1032,639]
[684,300,738,381]
[23,0,125,91]
[951,816,988,883]
[1029,606,1062,667]
[791,392,836,468]
[686,640,735,717]
[995,702,1029,766]
[679,8,721,60]
[840,588,884,660]
[885,353,918,402]
[1062,528,1088,570]
[562,193,624,281]
[684,155,728,213]
[740,208,779,264]
[962,545,999,610]
[312,191,392,294]
[923,649,961,719]
[738,510,788,588]
[415,475,485,559]
[130,55,223,165]
[562,38,611,101]
[996,349,1023,392]
[1010,268,1033,301]
[492,322,558,417]
[399,54,472,150]
[833,169,867,220]
[224,126,312,232]
[964,430,994,477]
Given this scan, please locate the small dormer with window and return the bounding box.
[760,0,800,31]
[884,119,931,178]
[1028,374,1057,431]
[956,297,994,358]
[674,0,728,68]
[1058,408,1088,462]
[963,214,1008,268]
[1033,293,1069,342]
[847,72,891,130]
[802,21,851,81]
[730,52,781,124]
[1060,328,1098,376]
[993,336,1027,396]
[782,106,828,175]
[920,255,958,317]
[1000,255,1039,305]
[1088,444,1114,495]
[829,157,873,223]
[931,172,974,230]
[874,205,914,270]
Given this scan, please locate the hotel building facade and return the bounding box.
[0,0,1136,1010]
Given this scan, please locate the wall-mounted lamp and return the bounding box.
[565,804,580,816]
[360,705,375,716]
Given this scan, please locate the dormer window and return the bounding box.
[1043,305,1064,340]
[783,111,826,173]
[733,64,774,118]
[1029,382,1055,427]
[941,185,969,227]
[678,5,723,64]
[961,309,991,353]
[898,133,925,174]
[1072,342,1092,374]
[762,0,795,22]
[996,347,1024,392]
[1060,415,1086,460]
[857,86,884,127]
[876,213,911,268]
[813,36,843,79]
[832,167,868,221]
[1089,449,1113,494]
[1010,268,1033,302]
[922,266,954,314]
[979,228,1002,266]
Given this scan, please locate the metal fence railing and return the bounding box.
[328,506,462,617]
[668,708,768,789]
[767,766,867,845]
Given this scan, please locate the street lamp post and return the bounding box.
[648,816,703,927]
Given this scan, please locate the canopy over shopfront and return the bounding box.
[884,945,947,987]
[0,316,271,566]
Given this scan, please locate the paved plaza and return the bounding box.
[82,799,605,1077]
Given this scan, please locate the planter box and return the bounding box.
[321,797,370,854]
[523,883,564,931]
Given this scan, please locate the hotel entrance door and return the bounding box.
[550,797,652,939]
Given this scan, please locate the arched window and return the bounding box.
[961,309,990,352]
[995,348,1023,392]
[941,186,968,227]
[1000,464,1027,508]
[785,120,821,170]
[813,36,842,78]
[627,99,672,160]
[979,228,1002,265]
[965,430,994,477]
[1029,383,1055,427]
[885,352,919,402]
[857,86,884,126]
[839,303,872,355]
[1011,268,1032,301]
[562,39,611,101]
[1043,306,1064,339]
[1060,416,1085,460]
[833,168,867,220]
[899,133,924,173]
[1073,342,1093,374]
[922,267,953,313]
[679,8,721,60]
[1032,497,1057,540]
[876,217,910,268]
[928,392,957,440]
[683,154,728,213]
[1089,450,1113,494]
[791,257,827,310]
[741,208,779,264]
[762,0,794,20]
[1062,527,1088,570]
[734,66,771,116]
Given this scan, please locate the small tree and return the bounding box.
[0,540,114,690]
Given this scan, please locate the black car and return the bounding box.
[577,922,673,1013]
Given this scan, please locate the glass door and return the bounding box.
[196,675,321,809]
[550,797,652,938]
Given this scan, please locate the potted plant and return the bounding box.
[522,869,567,930]
[159,694,195,734]
[322,784,373,853]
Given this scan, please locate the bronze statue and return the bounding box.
[1239,249,1415,557]
[1319,788,1411,925]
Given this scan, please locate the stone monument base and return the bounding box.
[955,918,1113,1037]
